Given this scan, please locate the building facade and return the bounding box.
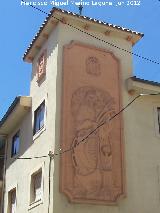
[0,7,160,213]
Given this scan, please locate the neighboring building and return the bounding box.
[0,7,160,213]
[0,137,5,210]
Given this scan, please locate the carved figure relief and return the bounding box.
[86,57,101,76]
[60,41,125,205]
[71,87,116,200]
[37,50,47,82]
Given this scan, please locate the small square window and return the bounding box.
[11,132,20,157]
[30,169,42,204]
[33,101,45,135]
[8,188,16,213]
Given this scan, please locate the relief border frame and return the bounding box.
[59,40,126,205]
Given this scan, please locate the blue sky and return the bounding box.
[0,0,160,119]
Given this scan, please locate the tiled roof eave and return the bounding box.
[131,76,160,87]
[23,7,144,62]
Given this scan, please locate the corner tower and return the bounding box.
[23,7,143,212]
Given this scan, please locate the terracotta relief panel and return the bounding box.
[36,49,47,82]
[60,41,125,205]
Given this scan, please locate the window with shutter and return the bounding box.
[11,190,16,213]
[30,169,43,204]
[8,189,16,213]
[34,172,42,202]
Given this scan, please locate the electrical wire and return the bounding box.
[0,93,160,160]
[15,155,48,159]
[21,0,160,65]
[54,94,142,156]
[57,93,160,155]
[0,155,48,159]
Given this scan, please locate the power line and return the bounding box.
[55,93,160,157]
[15,155,48,159]
[53,94,142,157]
[21,0,160,65]
[0,92,158,160]
[0,155,48,159]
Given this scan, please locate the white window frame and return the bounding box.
[33,97,47,141]
[31,169,42,203]
[28,163,44,210]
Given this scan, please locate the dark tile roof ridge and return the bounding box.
[23,7,144,60]
[131,76,160,87]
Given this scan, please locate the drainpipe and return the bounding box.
[0,135,8,213]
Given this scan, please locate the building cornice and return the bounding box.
[23,7,144,63]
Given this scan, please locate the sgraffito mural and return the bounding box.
[60,41,125,205]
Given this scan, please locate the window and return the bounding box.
[157,107,160,133]
[30,169,42,204]
[8,189,16,213]
[33,101,45,135]
[11,132,20,157]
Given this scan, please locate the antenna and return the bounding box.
[78,4,83,15]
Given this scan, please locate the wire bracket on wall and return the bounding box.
[48,151,54,159]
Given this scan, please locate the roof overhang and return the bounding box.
[23,8,144,63]
[0,96,32,135]
[126,77,160,95]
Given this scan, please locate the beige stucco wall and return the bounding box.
[3,112,51,213]
[3,19,160,213]
[3,25,59,213]
[119,95,160,213]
